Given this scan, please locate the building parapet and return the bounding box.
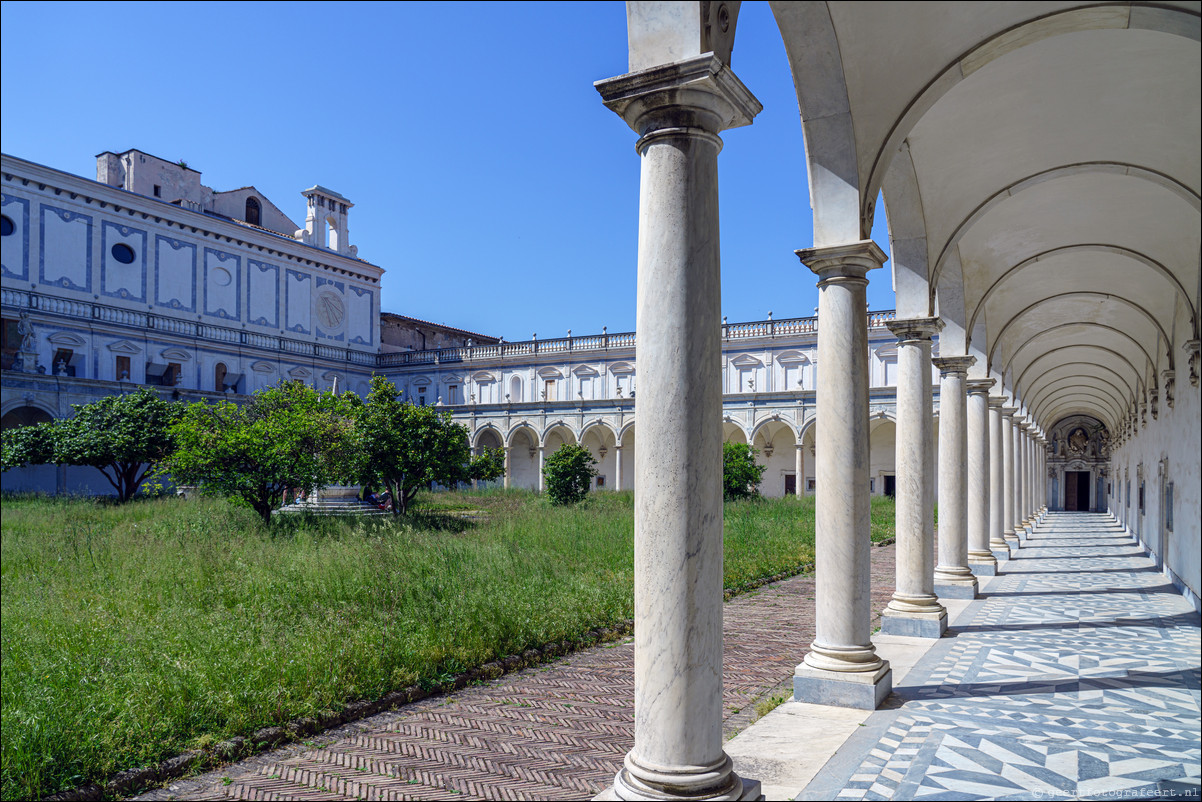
[2,287,377,367]
[380,310,897,368]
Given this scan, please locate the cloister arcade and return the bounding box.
[592,2,1200,799]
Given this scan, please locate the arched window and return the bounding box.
[245,197,261,226]
[215,362,228,392]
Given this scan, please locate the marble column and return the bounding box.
[1014,419,1028,538]
[988,397,1009,561]
[881,318,947,638]
[1020,423,1033,535]
[537,446,546,493]
[503,446,512,490]
[967,379,997,576]
[794,241,892,708]
[597,55,762,801]
[614,444,623,493]
[795,442,805,498]
[1001,408,1020,550]
[932,356,978,599]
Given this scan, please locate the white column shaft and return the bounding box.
[1002,411,1017,541]
[795,444,804,498]
[967,381,995,569]
[988,399,1007,553]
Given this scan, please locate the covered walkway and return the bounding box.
[779,511,1201,800]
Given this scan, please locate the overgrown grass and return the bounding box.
[1,490,892,799]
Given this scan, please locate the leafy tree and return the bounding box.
[1,388,181,501]
[723,441,765,501]
[468,446,507,484]
[356,375,482,515]
[543,443,597,506]
[161,381,359,525]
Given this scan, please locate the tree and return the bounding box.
[161,381,359,525]
[468,446,506,484]
[723,441,765,501]
[356,375,481,516]
[1,388,181,501]
[543,443,597,506]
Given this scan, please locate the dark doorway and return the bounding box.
[884,475,896,498]
[784,474,796,496]
[1065,471,1091,511]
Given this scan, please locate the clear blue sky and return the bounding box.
[0,1,894,341]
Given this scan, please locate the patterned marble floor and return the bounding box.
[800,512,1201,801]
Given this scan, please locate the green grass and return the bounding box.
[0,490,893,800]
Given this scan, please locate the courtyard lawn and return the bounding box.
[0,490,893,800]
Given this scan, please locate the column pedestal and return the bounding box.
[881,318,948,637]
[793,241,892,709]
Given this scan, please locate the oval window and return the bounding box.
[111,243,136,264]
[0,216,13,237]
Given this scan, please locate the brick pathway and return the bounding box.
[140,544,897,801]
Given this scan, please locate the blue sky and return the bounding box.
[0,1,893,341]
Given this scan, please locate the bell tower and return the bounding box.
[298,185,357,257]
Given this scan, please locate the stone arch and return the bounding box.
[473,424,504,450]
[0,402,55,428]
[542,421,576,450]
[864,9,1201,218]
[722,417,749,444]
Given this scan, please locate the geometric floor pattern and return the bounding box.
[801,512,1202,801]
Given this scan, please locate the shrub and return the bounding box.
[543,444,597,505]
[723,442,765,500]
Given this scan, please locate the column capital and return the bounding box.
[932,355,976,376]
[595,54,762,140]
[794,240,887,284]
[967,378,996,395]
[886,316,943,342]
[987,395,1006,409]
[1001,406,1020,418]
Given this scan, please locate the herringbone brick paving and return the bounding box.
[140,544,896,801]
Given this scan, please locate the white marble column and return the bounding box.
[1024,423,1033,536]
[614,444,623,493]
[933,356,978,599]
[503,446,512,490]
[967,379,997,576]
[795,443,804,498]
[881,319,947,637]
[537,446,546,493]
[794,241,892,708]
[988,396,1009,561]
[1013,417,1026,539]
[597,55,762,801]
[1001,407,1019,549]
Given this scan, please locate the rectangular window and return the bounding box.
[116,355,131,381]
[596,475,606,488]
[448,384,458,404]
[1,317,18,370]
[418,387,427,406]
[168,362,182,387]
[544,379,556,401]
[807,478,816,491]
[1138,482,1145,513]
[153,184,162,198]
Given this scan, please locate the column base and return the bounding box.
[935,577,979,599]
[968,557,998,577]
[595,780,763,801]
[991,547,1010,562]
[598,755,763,801]
[794,661,892,710]
[880,608,948,638]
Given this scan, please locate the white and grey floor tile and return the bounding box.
[800,513,1201,801]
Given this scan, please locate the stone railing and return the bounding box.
[380,311,896,368]
[1,288,377,367]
